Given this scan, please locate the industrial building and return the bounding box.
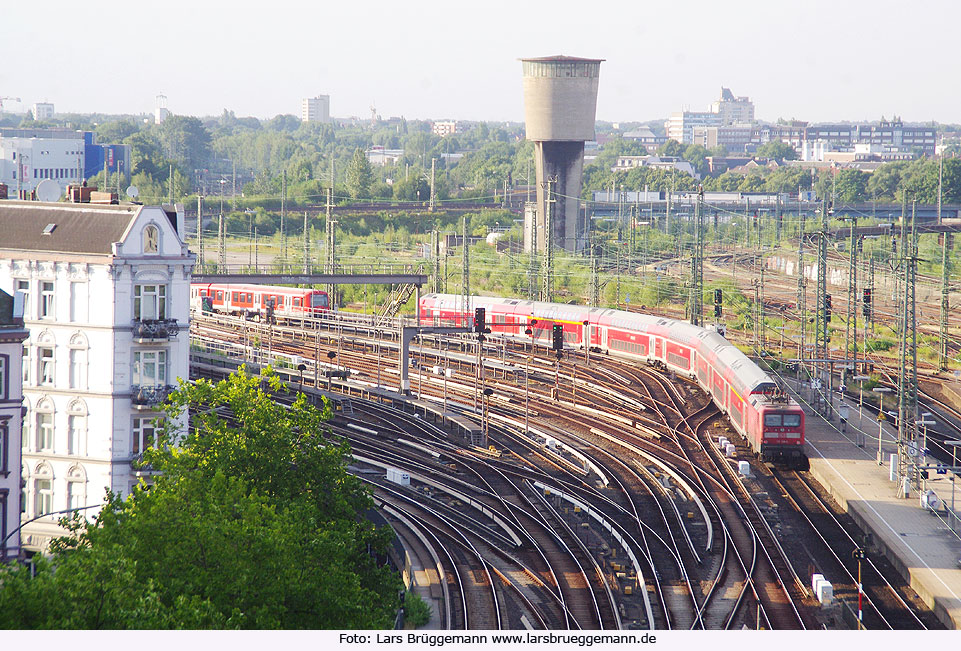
[0,200,193,554]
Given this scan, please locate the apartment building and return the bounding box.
[0,200,192,553]
[0,289,28,560]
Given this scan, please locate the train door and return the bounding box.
[654,338,662,360]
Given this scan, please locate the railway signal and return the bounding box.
[551,324,564,353]
[824,294,832,321]
[862,287,872,318]
[713,288,723,318]
[473,307,486,334]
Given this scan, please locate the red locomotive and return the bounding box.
[420,294,807,468]
[191,283,330,320]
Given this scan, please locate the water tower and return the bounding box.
[521,55,603,253]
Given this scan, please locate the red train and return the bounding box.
[420,294,807,468]
[191,283,330,319]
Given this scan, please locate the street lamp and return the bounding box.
[872,386,892,465]
[853,375,869,422]
[947,440,961,532]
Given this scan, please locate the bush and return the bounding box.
[404,591,432,628]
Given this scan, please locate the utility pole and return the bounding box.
[429,158,436,212]
[845,214,858,373]
[940,232,952,372]
[590,244,600,307]
[541,176,556,303]
[281,170,287,268]
[815,189,831,418]
[689,187,704,326]
[432,230,442,294]
[775,194,782,245]
[197,194,205,270]
[325,188,336,305]
[218,211,226,270]
[898,201,920,495]
[528,206,538,301]
[303,211,311,274]
[461,215,470,316]
[797,205,807,387]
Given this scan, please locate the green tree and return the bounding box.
[0,369,401,629]
[756,141,798,162]
[345,148,374,200]
[657,139,684,157]
[834,168,869,203]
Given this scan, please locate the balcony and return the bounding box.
[131,384,175,409]
[131,318,180,342]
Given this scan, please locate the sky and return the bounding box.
[1,0,958,125]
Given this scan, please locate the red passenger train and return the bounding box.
[420,294,807,468]
[191,283,330,320]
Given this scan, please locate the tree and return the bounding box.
[834,168,869,203]
[345,148,373,200]
[756,140,798,162]
[0,369,401,629]
[657,139,684,157]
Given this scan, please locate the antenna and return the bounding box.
[126,185,140,199]
[370,102,377,123]
[35,179,60,202]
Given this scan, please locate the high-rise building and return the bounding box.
[0,200,193,554]
[302,95,331,123]
[711,88,754,125]
[521,55,603,253]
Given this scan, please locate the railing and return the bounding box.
[130,384,175,408]
[132,318,180,340]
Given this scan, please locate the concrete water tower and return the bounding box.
[521,55,603,253]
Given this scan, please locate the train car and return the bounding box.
[419,293,807,468]
[191,283,330,320]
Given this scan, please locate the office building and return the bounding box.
[302,95,331,123]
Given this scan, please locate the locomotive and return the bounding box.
[419,294,807,468]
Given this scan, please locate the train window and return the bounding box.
[783,414,801,427]
[310,293,329,308]
[764,414,783,427]
[232,292,238,301]
[216,291,223,300]
[293,298,301,306]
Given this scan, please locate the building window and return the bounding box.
[0,355,5,400]
[21,345,29,385]
[134,285,167,320]
[34,478,53,517]
[66,466,86,513]
[38,347,54,386]
[143,225,159,254]
[0,421,8,476]
[20,402,30,453]
[15,280,29,319]
[40,281,54,319]
[132,417,157,455]
[67,414,86,456]
[133,350,167,387]
[36,410,54,452]
[69,348,87,390]
[69,281,88,323]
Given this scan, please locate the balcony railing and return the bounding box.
[132,318,180,341]
[131,384,175,409]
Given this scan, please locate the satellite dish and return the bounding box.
[126,185,140,199]
[35,179,61,202]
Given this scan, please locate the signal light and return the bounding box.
[473,307,486,334]
[862,288,872,304]
[551,324,564,352]
[825,294,832,321]
[714,289,723,305]
[714,304,722,318]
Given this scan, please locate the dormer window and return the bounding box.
[143,225,159,254]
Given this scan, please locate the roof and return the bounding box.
[520,55,605,63]
[0,201,140,255]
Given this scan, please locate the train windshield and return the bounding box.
[310,293,329,308]
[764,414,782,427]
[783,414,801,427]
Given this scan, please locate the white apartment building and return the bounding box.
[32,103,55,121]
[0,289,28,560]
[431,121,459,137]
[0,200,193,554]
[302,95,331,123]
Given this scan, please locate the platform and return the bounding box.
[784,377,961,629]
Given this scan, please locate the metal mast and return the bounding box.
[218,211,226,270]
[303,211,311,274]
[590,246,599,307]
[528,207,538,301]
[845,214,858,372]
[814,191,831,417]
[461,215,470,316]
[689,188,704,326]
[325,188,336,304]
[898,201,920,494]
[541,176,556,303]
[197,195,205,271]
[797,203,807,383]
[280,170,287,268]
[940,232,952,371]
[432,230,442,294]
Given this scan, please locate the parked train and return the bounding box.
[191,283,330,320]
[419,293,807,468]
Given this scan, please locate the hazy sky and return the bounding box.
[2,0,957,125]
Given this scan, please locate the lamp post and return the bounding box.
[873,387,892,465]
[853,375,869,421]
[947,440,961,532]
[583,320,590,366]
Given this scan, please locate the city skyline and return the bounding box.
[1,0,958,125]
